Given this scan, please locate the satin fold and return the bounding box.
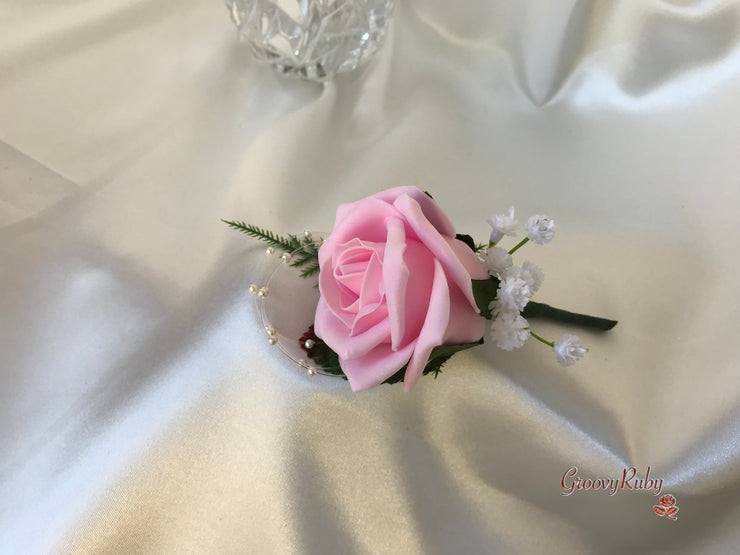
[1,1,740,552]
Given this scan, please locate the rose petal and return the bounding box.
[357,249,384,312]
[444,279,486,346]
[351,300,388,337]
[314,298,390,360]
[351,247,387,335]
[398,240,436,345]
[319,238,383,327]
[373,186,456,237]
[341,341,416,391]
[336,272,363,300]
[444,236,488,280]
[383,217,408,350]
[403,259,450,392]
[394,193,480,311]
[323,197,401,246]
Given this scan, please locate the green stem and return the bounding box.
[508,237,529,255]
[529,330,554,347]
[522,301,617,331]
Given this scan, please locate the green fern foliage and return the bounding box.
[222,220,321,278]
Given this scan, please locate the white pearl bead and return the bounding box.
[280,253,291,263]
[304,339,315,349]
[265,247,275,255]
[248,284,258,294]
[304,230,312,239]
[267,337,277,346]
[264,324,276,336]
[257,287,269,298]
[307,367,316,376]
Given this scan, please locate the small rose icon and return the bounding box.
[653,494,679,520]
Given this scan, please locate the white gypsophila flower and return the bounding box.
[490,311,530,351]
[525,215,555,244]
[483,246,513,277]
[553,334,588,366]
[497,274,532,312]
[504,264,543,294]
[487,206,518,244]
[521,261,545,292]
[487,299,507,320]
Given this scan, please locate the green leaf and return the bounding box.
[426,340,484,364]
[472,277,500,319]
[221,220,302,252]
[424,355,453,379]
[381,339,484,385]
[223,220,321,279]
[383,366,406,385]
[423,339,483,378]
[299,262,321,278]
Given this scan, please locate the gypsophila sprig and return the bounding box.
[553,334,588,366]
[473,206,615,367]
[482,246,513,277]
[487,206,518,244]
[497,272,532,312]
[521,261,544,292]
[504,263,544,294]
[525,215,555,244]
[490,310,530,350]
[225,189,617,391]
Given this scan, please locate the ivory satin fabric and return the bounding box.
[2,1,740,553]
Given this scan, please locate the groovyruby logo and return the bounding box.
[560,466,664,497]
[560,466,679,521]
[653,494,679,521]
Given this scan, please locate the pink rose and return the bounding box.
[314,187,487,391]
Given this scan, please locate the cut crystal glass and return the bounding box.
[225,0,395,81]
